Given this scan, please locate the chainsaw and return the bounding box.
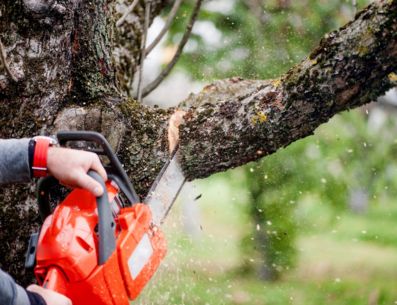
[25,131,186,305]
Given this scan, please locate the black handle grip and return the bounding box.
[57,131,112,155]
[88,170,116,265]
[57,131,139,205]
[37,176,59,221]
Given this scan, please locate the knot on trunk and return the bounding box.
[23,0,66,19]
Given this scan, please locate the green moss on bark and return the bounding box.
[118,100,172,198]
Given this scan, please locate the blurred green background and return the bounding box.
[138,0,397,304]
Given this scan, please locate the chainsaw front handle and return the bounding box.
[57,131,139,205]
[88,170,116,265]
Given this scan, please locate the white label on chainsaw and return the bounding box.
[128,234,153,280]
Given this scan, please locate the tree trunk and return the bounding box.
[0,0,396,284]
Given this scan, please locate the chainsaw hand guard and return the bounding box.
[57,130,139,204]
[88,170,116,265]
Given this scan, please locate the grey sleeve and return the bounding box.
[0,269,30,305]
[0,139,31,184]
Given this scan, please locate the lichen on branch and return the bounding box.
[178,0,397,180]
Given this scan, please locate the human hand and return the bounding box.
[27,284,72,305]
[47,147,107,196]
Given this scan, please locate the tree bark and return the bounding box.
[179,1,397,179]
[0,0,395,284]
[0,0,168,284]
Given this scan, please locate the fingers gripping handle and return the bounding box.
[88,170,116,265]
[57,130,139,204]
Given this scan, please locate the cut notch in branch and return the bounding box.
[138,0,203,99]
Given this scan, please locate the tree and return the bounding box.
[172,0,372,281]
[0,0,396,284]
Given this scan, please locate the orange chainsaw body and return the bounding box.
[34,182,167,305]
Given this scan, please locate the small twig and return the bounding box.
[137,0,151,103]
[352,0,358,15]
[145,0,183,56]
[0,38,17,82]
[245,0,268,26]
[140,0,202,98]
[116,0,140,27]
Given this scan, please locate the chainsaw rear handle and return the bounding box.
[57,131,139,205]
[88,170,116,265]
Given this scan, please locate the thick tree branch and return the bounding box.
[119,0,397,194]
[178,0,397,180]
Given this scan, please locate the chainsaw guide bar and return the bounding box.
[145,147,186,226]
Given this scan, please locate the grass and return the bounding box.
[133,173,397,305]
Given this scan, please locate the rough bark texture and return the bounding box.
[179,1,397,179]
[0,0,169,284]
[0,0,395,284]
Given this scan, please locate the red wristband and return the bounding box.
[32,137,51,178]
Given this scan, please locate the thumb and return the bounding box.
[75,172,104,197]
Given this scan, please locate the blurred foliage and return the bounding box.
[162,0,397,284]
[166,0,369,80]
[140,146,397,304]
[236,108,397,278]
[239,163,298,280]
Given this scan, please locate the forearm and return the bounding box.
[0,139,31,184]
[0,269,29,305]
